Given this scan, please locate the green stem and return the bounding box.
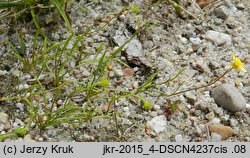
[166,67,233,97]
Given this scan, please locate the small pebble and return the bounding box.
[123,68,134,77]
[24,134,36,142]
[4,122,11,131]
[214,6,229,20]
[132,81,139,89]
[153,104,161,111]
[190,38,202,51]
[214,18,223,25]
[149,111,158,117]
[0,112,8,124]
[114,69,124,77]
[194,110,202,116]
[12,69,22,77]
[236,3,245,10]
[81,69,91,77]
[184,92,196,105]
[195,126,202,134]
[143,40,154,49]
[204,30,231,45]
[38,137,44,141]
[0,70,7,76]
[184,30,196,39]
[16,103,24,111]
[211,132,222,142]
[220,115,230,122]
[0,124,4,131]
[209,118,221,124]
[175,134,183,142]
[147,115,167,133]
[205,111,215,120]
[209,124,233,140]
[246,104,250,114]
[229,118,238,127]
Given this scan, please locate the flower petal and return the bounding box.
[240,67,247,72]
[231,52,236,60]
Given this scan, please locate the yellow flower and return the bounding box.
[231,52,246,72]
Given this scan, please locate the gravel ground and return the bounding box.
[0,0,249,142]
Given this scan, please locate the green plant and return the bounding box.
[131,3,140,14]
[167,0,181,15]
[0,126,28,141]
[0,2,247,142]
[0,0,71,29]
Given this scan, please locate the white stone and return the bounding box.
[147,115,167,133]
[0,123,4,131]
[204,30,231,45]
[0,70,7,76]
[16,103,24,111]
[195,126,202,134]
[123,107,130,117]
[209,118,221,124]
[12,69,22,77]
[229,118,238,127]
[175,134,183,142]
[149,111,158,117]
[153,104,161,111]
[205,112,215,120]
[23,134,36,142]
[246,104,250,114]
[114,69,123,77]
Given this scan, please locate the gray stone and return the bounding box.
[0,112,8,124]
[184,92,196,104]
[184,69,197,78]
[112,30,153,68]
[214,6,229,20]
[184,30,196,39]
[204,30,231,45]
[190,37,202,51]
[147,115,167,133]
[229,118,238,127]
[211,84,246,112]
[194,110,202,116]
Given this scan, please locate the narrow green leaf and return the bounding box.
[51,0,71,29]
